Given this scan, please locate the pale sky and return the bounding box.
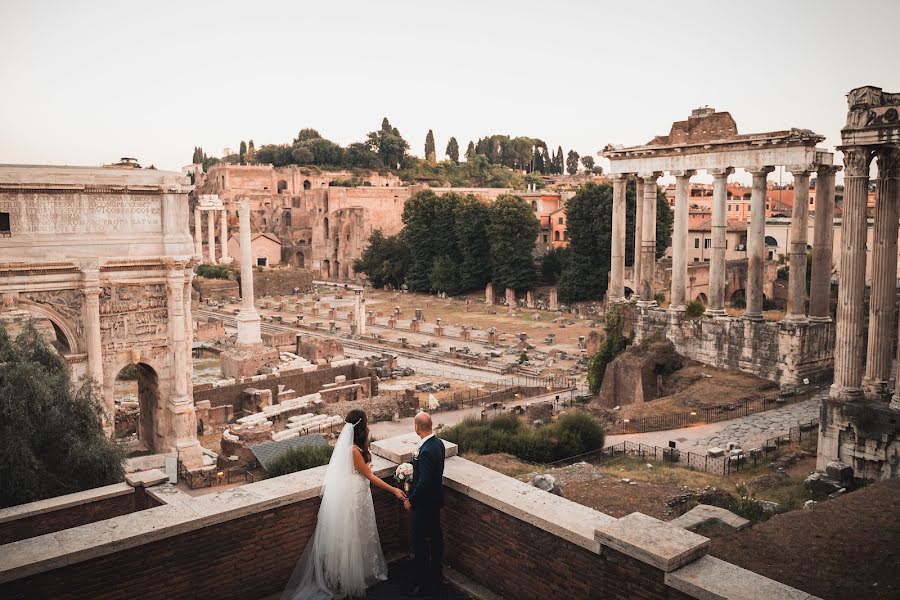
[2,0,898,185]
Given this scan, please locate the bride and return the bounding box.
[281,409,407,599]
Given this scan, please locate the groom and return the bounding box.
[404,412,445,597]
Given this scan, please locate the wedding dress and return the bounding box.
[281,423,388,599]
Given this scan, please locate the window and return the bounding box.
[704,239,712,249]
[694,238,700,248]
[0,212,9,236]
[725,240,728,249]
[558,217,563,225]
[257,257,267,267]
[532,201,538,211]
[554,231,560,241]
[542,234,548,243]
[693,257,700,262]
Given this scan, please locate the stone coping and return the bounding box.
[0,483,134,525]
[442,456,615,553]
[371,432,459,464]
[669,504,750,532]
[0,457,396,584]
[665,555,821,600]
[594,512,710,572]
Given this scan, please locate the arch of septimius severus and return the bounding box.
[0,165,203,469]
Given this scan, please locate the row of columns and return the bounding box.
[193,207,230,264]
[609,165,840,321]
[832,147,900,402]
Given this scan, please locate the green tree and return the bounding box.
[192,146,203,164]
[539,247,570,284]
[239,140,247,164]
[487,194,540,291]
[566,150,580,176]
[655,189,674,259]
[587,307,628,394]
[555,145,564,174]
[402,190,448,291]
[453,194,492,291]
[557,183,613,302]
[465,140,476,160]
[446,137,460,164]
[352,229,409,288]
[0,323,125,507]
[581,155,594,173]
[428,255,463,295]
[367,117,410,170]
[343,142,381,170]
[425,129,437,166]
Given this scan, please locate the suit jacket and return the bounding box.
[408,436,444,512]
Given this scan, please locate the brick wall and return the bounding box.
[0,487,157,546]
[0,485,405,600]
[249,269,314,297]
[442,488,694,600]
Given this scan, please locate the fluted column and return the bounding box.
[744,166,774,320]
[183,268,195,396]
[809,165,840,321]
[236,201,263,347]
[785,166,813,321]
[206,210,217,263]
[193,207,202,257]
[864,148,900,399]
[632,177,644,299]
[219,210,230,262]
[609,174,627,302]
[166,265,201,468]
[638,172,660,305]
[831,147,872,401]
[708,168,733,315]
[670,170,694,310]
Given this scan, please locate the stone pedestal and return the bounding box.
[485,283,494,305]
[549,288,558,311]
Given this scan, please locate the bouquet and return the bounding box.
[395,462,414,492]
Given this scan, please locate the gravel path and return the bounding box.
[604,392,823,452]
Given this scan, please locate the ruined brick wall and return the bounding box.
[192,277,239,302]
[249,269,314,297]
[667,111,738,144]
[0,486,157,546]
[0,486,404,600]
[442,488,694,600]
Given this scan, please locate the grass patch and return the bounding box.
[266,445,333,477]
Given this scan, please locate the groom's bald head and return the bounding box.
[414,412,433,436]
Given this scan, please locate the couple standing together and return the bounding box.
[282,410,445,599]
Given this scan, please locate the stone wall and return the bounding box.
[0,484,156,546]
[635,307,834,387]
[192,277,239,302]
[248,269,314,297]
[817,399,900,480]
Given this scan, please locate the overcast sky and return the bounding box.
[1,0,898,184]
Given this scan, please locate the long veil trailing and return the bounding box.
[281,422,387,599]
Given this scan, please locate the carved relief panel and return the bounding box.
[99,283,170,354]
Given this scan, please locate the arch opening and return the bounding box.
[113,363,160,455]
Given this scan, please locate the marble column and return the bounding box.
[609,174,627,302]
[670,170,694,310]
[632,177,644,299]
[82,271,106,433]
[193,207,203,257]
[881,150,900,407]
[183,268,195,396]
[865,148,900,399]
[206,210,217,264]
[809,165,839,321]
[744,166,774,320]
[831,147,871,401]
[707,168,733,315]
[166,265,201,468]
[785,167,812,321]
[639,172,660,305]
[236,201,263,347]
[219,210,230,262]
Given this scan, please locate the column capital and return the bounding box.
[638,171,662,181]
[817,164,842,176]
[609,173,629,181]
[786,164,815,177]
[746,166,775,177]
[707,167,734,178]
[81,287,102,299]
[877,147,900,178]
[670,170,697,178]
[840,146,873,177]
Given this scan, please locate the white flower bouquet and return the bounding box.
[395,462,414,492]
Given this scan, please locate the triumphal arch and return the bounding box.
[0,165,203,468]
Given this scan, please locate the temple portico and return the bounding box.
[194,193,230,264]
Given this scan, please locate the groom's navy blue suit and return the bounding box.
[407,435,445,593]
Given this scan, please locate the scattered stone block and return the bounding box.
[125,469,169,488]
[825,461,853,482]
[707,447,725,457]
[530,474,562,496]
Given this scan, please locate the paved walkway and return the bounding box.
[604,393,823,453]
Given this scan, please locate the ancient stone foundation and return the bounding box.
[816,399,900,479]
[635,307,834,387]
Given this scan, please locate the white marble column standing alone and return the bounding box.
[707,168,733,316]
[744,166,774,320]
[219,210,230,263]
[609,174,627,302]
[193,207,203,258]
[206,210,217,264]
[670,170,694,310]
[785,166,812,321]
[236,201,263,347]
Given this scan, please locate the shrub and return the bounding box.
[266,444,333,477]
[557,411,605,452]
[196,263,234,280]
[685,299,705,318]
[586,307,628,393]
[654,291,666,304]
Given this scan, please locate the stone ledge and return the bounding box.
[669,504,750,532]
[0,483,134,525]
[124,469,169,488]
[443,456,615,553]
[664,555,821,600]
[594,512,709,572]
[371,432,458,464]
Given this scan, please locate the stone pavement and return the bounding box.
[605,393,823,453]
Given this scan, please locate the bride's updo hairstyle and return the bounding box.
[346,409,371,463]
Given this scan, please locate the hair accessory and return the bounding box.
[353,417,362,426]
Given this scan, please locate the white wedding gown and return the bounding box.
[281,423,388,599]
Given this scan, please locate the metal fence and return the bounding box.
[604,384,823,435]
[546,418,820,476]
